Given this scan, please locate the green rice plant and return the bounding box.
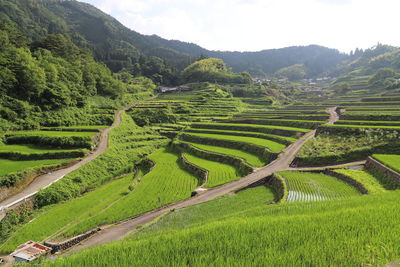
[9,131,96,137]
[373,154,400,173]
[41,191,400,267]
[183,153,240,188]
[54,147,199,238]
[279,171,360,202]
[332,169,386,194]
[325,124,400,130]
[185,141,266,167]
[133,186,276,237]
[34,113,168,208]
[0,147,199,252]
[0,173,137,253]
[0,158,74,177]
[192,122,309,133]
[185,132,286,152]
[0,144,82,154]
[187,128,296,143]
[41,126,108,131]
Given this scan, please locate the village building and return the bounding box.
[10,241,52,262]
[159,85,191,93]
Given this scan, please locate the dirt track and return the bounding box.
[0,100,146,211]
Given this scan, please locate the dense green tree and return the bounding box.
[275,64,307,81]
[182,58,251,84]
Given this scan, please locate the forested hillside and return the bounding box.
[0,19,155,133]
[0,0,348,79]
[330,44,400,94]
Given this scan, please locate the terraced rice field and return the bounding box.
[187,128,296,143]
[0,158,75,176]
[185,132,286,152]
[373,154,400,173]
[185,141,266,167]
[134,186,276,235]
[192,122,310,133]
[332,169,386,194]
[0,147,199,252]
[334,120,400,126]
[184,153,240,187]
[0,144,84,154]
[10,130,96,137]
[42,126,107,131]
[325,124,400,130]
[279,171,360,202]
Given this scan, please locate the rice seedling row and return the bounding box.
[279,171,360,202]
[332,169,386,194]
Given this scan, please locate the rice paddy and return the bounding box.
[279,171,360,202]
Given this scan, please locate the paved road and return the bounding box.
[64,124,321,255]
[0,100,146,211]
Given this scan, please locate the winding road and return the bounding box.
[62,108,342,255]
[0,100,147,215]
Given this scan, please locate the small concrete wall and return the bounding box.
[365,156,400,183]
[45,228,101,253]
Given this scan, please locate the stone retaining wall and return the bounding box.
[179,153,208,186]
[45,228,101,253]
[180,134,278,163]
[365,156,400,184]
[323,169,368,194]
[174,141,253,176]
[266,174,287,203]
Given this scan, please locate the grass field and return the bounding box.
[0,158,75,176]
[332,169,386,194]
[185,132,286,152]
[184,153,240,187]
[373,154,400,173]
[279,171,360,202]
[185,141,266,167]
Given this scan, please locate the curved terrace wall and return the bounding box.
[186,129,292,145]
[365,156,400,186]
[173,141,253,177]
[180,133,279,163]
[190,123,306,137]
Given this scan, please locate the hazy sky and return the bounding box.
[81,0,400,53]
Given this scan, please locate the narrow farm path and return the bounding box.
[0,97,155,212]
[62,106,341,255]
[326,106,339,124]
[287,160,366,171]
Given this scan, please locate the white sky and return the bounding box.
[81,0,400,53]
